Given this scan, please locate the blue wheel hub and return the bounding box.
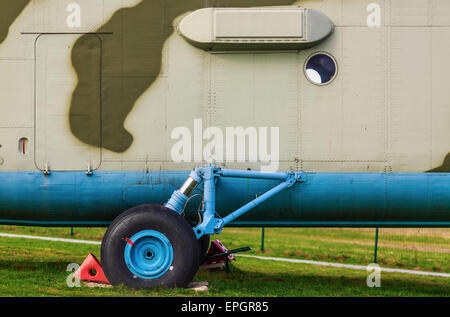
[124,230,174,279]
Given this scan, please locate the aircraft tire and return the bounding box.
[198,234,210,263]
[101,204,200,288]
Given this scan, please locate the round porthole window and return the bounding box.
[304,52,337,85]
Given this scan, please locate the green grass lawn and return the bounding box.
[0,226,448,297]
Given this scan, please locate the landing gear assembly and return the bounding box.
[101,204,200,288]
[101,165,304,288]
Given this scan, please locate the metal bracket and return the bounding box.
[44,162,51,176]
[165,165,306,239]
[86,162,93,176]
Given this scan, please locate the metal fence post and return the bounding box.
[374,227,379,263]
[261,227,265,252]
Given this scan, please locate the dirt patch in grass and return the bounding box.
[340,228,450,239]
[281,250,351,262]
[312,237,450,253]
[12,264,36,271]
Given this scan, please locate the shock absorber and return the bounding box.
[165,170,202,214]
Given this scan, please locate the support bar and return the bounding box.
[165,165,305,239]
[222,181,291,226]
[220,169,289,180]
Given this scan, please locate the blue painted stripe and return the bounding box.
[0,171,449,227]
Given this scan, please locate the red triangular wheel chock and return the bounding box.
[75,253,110,284]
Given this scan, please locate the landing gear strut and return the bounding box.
[101,165,304,289]
[166,164,305,238]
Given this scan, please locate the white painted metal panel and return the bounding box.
[35,34,101,171]
[177,7,333,51]
[214,9,304,39]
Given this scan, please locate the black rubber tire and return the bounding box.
[198,234,211,263]
[101,204,200,289]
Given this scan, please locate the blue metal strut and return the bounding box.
[165,164,305,239]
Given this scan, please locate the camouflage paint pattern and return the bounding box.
[0,0,30,44]
[70,0,297,153]
[428,154,450,173]
[0,0,447,173]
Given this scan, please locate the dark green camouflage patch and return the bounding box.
[70,0,296,153]
[0,0,30,44]
[428,154,450,173]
